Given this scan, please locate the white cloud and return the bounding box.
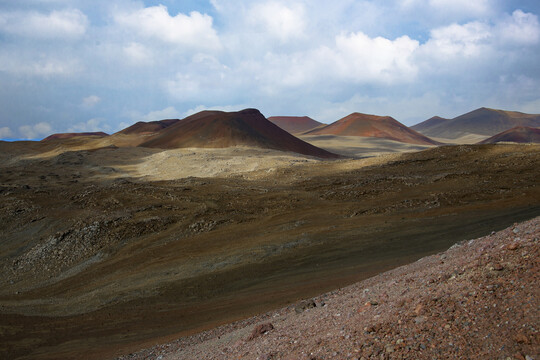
[123,42,153,65]
[68,118,110,133]
[183,104,249,117]
[497,10,540,45]
[132,106,181,122]
[248,2,306,42]
[19,122,52,139]
[0,126,13,138]
[0,9,88,39]
[423,21,492,58]
[333,32,420,83]
[0,52,81,77]
[114,5,221,51]
[81,95,101,108]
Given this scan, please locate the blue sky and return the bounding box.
[1,0,539,139]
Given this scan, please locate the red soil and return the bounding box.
[305,113,439,145]
[139,109,339,158]
[479,126,540,144]
[41,132,109,141]
[268,116,323,134]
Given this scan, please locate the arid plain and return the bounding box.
[0,108,539,359]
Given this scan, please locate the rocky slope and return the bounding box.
[122,217,539,360]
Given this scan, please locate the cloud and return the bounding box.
[0,51,81,77]
[19,122,52,139]
[123,42,153,65]
[183,104,249,117]
[422,21,492,58]
[332,32,420,83]
[0,9,88,39]
[114,5,221,51]
[131,106,181,122]
[68,118,110,133]
[0,126,13,138]
[497,10,540,45]
[248,2,306,42]
[81,95,101,108]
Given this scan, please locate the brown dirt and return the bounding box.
[125,217,539,360]
[304,113,438,146]
[0,143,538,359]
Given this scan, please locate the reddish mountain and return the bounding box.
[479,126,540,144]
[304,112,439,145]
[41,132,109,141]
[139,109,339,158]
[414,107,540,139]
[268,116,323,134]
[117,119,180,135]
[411,116,448,132]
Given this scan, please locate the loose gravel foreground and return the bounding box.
[121,217,539,360]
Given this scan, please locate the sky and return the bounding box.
[1,0,540,140]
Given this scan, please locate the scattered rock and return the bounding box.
[513,333,529,344]
[247,323,274,341]
[507,242,519,250]
[295,299,316,314]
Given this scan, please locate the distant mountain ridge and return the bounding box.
[304,112,439,145]
[268,116,323,134]
[413,107,540,139]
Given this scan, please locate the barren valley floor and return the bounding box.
[0,143,539,359]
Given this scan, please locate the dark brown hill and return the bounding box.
[41,132,108,141]
[117,119,180,135]
[304,112,438,145]
[415,107,540,139]
[139,109,339,158]
[411,116,448,132]
[268,116,323,134]
[479,126,540,144]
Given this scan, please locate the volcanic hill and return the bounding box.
[479,126,540,144]
[139,109,339,158]
[304,112,438,145]
[414,107,540,139]
[42,132,109,141]
[117,119,180,135]
[410,116,448,133]
[268,116,323,134]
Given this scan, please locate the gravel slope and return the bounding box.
[121,217,539,360]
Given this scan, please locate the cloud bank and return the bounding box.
[0,0,539,139]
